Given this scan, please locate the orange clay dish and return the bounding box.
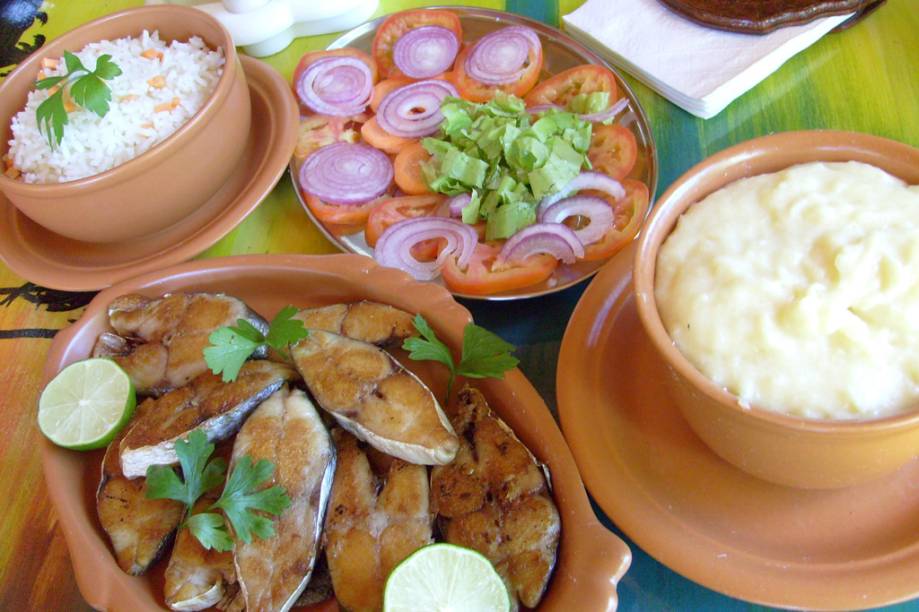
[291,8,651,296]
[40,255,632,611]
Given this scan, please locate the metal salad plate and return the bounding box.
[289,6,658,300]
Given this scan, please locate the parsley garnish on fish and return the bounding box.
[403,314,519,399]
[204,306,308,382]
[35,51,122,147]
[146,430,291,552]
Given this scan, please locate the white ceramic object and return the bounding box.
[146,0,379,57]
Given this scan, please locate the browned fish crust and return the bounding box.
[232,387,335,612]
[291,330,457,465]
[163,481,238,611]
[97,413,184,576]
[119,361,296,479]
[324,429,432,612]
[431,387,560,608]
[93,292,268,397]
[294,302,416,346]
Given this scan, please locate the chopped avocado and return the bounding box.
[421,93,594,235]
[569,91,610,115]
[487,200,536,240]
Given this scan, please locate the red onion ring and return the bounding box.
[527,97,629,122]
[446,193,471,217]
[496,223,584,267]
[580,97,629,123]
[537,171,626,216]
[526,103,562,114]
[393,26,460,79]
[297,56,373,116]
[375,217,478,280]
[299,142,393,205]
[376,79,460,138]
[464,26,541,85]
[538,195,614,245]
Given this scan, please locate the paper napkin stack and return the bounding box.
[562,0,853,118]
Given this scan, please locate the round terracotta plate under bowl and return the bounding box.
[290,5,657,301]
[41,254,630,611]
[557,242,919,610]
[0,56,297,292]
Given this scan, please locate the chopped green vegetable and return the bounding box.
[403,314,519,400]
[35,51,122,148]
[421,92,593,240]
[568,91,610,115]
[146,430,291,552]
[146,429,227,509]
[204,306,308,382]
[185,512,234,552]
[213,456,292,544]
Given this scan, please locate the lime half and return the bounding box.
[384,543,511,612]
[38,358,136,450]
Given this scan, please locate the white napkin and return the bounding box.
[562,0,852,118]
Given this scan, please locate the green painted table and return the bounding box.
[0,0,916,610]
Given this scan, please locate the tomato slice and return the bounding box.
[451,43,543,103]
[304,193,383,226]
[588,124,638,181]
[393,142,433,195]
[372,9,463,79]
[365,195,444,246]
[582,179,650,261]
[293,114,366,161]
[360,117,415,155]
[292,48,379,113]
[524,64,618,108]
[441,243,558,296]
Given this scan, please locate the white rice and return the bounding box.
[8,30,224,184]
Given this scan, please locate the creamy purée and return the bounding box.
[655,162,919,420]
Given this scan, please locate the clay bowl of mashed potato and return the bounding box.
[633,130,919,489]
[0,5,249,243]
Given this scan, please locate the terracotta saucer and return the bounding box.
[0,56,297,292]
[557,243,919,609]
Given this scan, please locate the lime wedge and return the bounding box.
[383,543,511,612]
[38,358,136,450]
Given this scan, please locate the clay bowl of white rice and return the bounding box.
[0,5,250,243]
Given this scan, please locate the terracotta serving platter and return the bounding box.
[41,253,631,611]
[0,56,297,292]
[557,243,919,609]
[290,6,658,301]
[659,0,885,34]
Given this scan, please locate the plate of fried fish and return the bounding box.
[40,253,630,611]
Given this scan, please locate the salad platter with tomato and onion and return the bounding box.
[289,6,657,298]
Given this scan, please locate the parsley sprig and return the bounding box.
[403,315,519,399]
[146,430,291,552]
[204,306,308,382]
[35,51,122,148]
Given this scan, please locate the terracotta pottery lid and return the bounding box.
[658,0,886,33]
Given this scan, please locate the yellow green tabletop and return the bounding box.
[0,0,916,609]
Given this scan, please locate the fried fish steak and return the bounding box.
[324,429,432,612]
[293,301,415,346]
[97,411,184,576]
[232,386,336,612]
[431,386,560,608]
[163,475,238,611]
[119,360,296,479]
[290,330,458,465]
[92,292,269,397]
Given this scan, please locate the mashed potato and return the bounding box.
[655,161,919,420]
